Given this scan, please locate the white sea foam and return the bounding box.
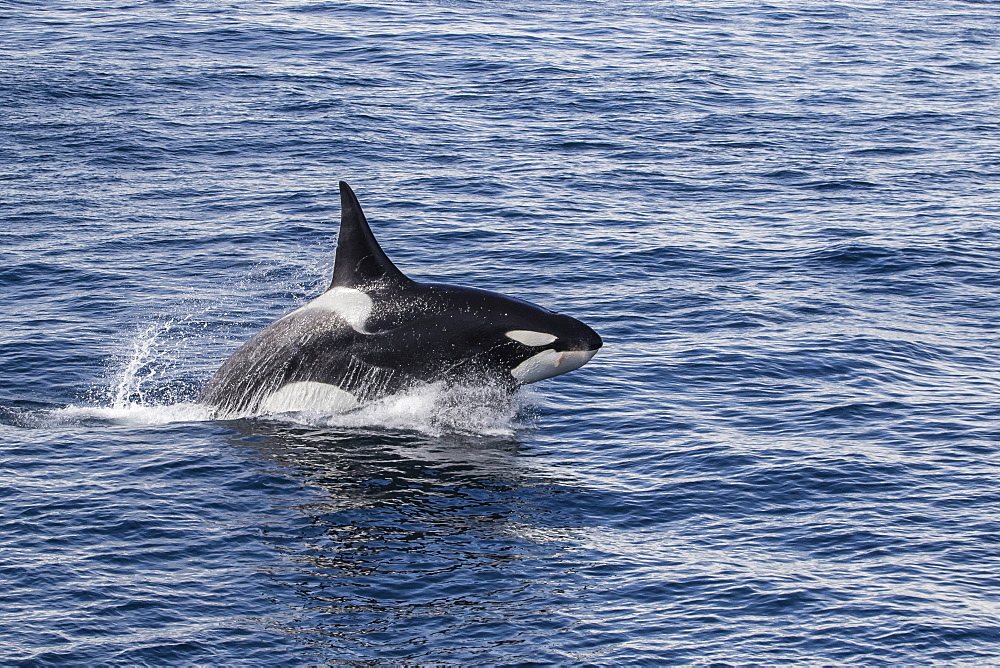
[52,402,213,426]
[52,383,529,435]
[262,382,534,437]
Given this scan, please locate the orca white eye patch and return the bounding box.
[505,330,558,346]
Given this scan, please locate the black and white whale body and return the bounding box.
[199,182,602,417]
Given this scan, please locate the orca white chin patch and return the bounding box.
[506,330,558,346]
[511,348,599,384]
[294,287,373,333]
[260,381,360,414]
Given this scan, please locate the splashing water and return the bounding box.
[109,320,181,409]
[295,382,534,437]
[49,319,531,435]
[49,318,213,426]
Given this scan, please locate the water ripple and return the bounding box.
[2,0,1000,663]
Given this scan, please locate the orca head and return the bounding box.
[330,182,602,387]
[410,284,603,386]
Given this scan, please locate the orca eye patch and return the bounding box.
[505,330,557,347]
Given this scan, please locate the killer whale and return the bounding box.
[199,182,602,417]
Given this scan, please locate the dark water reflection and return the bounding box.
[225,420,589,661]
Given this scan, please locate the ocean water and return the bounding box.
[2,0,999,663]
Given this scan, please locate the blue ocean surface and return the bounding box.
[2,0,999,663]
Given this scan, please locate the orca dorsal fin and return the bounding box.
[331,182,411,289]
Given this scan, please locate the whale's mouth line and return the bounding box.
[552,344,603,353]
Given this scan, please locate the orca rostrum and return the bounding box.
[199,182,603,417]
